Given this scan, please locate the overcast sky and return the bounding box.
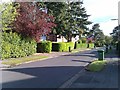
[83,0,119,36]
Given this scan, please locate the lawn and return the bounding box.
[86,60,107,72]
[2,55,48,66]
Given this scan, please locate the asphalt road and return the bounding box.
[2,49,97,88]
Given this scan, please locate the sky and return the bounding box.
[0,0,119,36]
[83,0,119,36]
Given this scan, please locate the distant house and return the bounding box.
[46,33,79,42]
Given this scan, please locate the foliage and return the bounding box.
[52,42,74,52]
[14,2,56,42]
[104,36,112,45]
[70,1,92,35]
[65,42,75,51]
[45,1,92,42]
[111,25,120,46]
[1,32,36,59]
[81,37,87,43]
[89,23,105,46]
[0,2,19,31]
[52,42,65,52]
[89,43,94,48]
[45,2,67,35]
[75,41,94,49]
[37,41,52,53]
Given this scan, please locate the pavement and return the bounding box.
[60,48,119,89]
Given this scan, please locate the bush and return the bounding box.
[52,42,74,52]
[1,41,11,59]
[52,42,65,52]
[37,41,52,53]
[81,37,87,43]
[77,40,82,44]
[75,42,87,49]
[89,43,94,48]
[65,42,74,51]
[1,32,37,60]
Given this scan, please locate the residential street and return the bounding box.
[2,49,97,88]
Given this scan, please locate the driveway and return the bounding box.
[2,49,97,88]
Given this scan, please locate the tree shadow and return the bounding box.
[72,60,92,63]
[64,50,97,58]
[2,66,84,88]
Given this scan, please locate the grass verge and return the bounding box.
[2,55,48,66]
[86,60,107,72]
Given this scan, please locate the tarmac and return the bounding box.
[59,48,119,89]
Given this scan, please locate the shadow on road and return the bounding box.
[64,50,97,58]
[72,60,91,63]
[2,66,84,88]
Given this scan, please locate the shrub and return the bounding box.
[52,42,74,52]
[75,42,87,49]
[89,43,94,48]
[81,37,87,43]
[65,42,74,51]
[77,40,82,44]
[37,41,52,53]
[52,42,65,52]
[1,41,11,59]
[1,32,37,60]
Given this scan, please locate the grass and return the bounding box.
[86,60,107,72]
[2,55,48,66]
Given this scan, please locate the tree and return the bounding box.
[70,1,92,38]
[111,25,120,43]
[14,2,56,42]
[0,2,18,31]
[45,2,68,35]
[44,1,92,42]
[89,23,105,46]
[104,35,112,45]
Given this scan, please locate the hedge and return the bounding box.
[52,42,74,52]
[89,43,94,48]
[37,41,52,53]
[1,32,37,59]
[75,41,94,49]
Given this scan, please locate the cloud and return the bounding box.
[100,20,118,36]
[83,0,119,35]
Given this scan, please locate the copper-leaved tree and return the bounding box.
[14,2,56,42]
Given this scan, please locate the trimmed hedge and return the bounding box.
[1,32,37,59]
[75,41,94,49]
[52,42,74,52]
[89,43,94,48]
[37,41,52,53]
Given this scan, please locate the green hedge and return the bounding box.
[89,43,94,48]
[52,42,74,52]
[37,41,52,53]
[75,41,94,49]
[1,32,37,59]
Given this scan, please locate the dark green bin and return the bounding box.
[98,49,104,60]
